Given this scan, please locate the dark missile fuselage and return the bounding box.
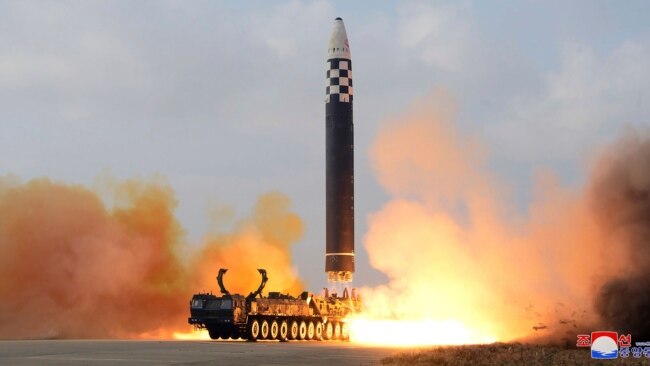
[325,53,354,279]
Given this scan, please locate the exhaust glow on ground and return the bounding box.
[348,318,497,347]
[173,330,210,340]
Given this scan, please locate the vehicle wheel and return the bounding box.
[248,319,260,341]
[270,320,279,340]
[279,320,289,341]
[208,327,220,340]
[323,322,333,340]
[341,322,350,341]
[260,319,270,340]
[289,320,299,340]
[307,321,315,340]
[333,322,341,340]
[298,320,308,340]
[221,330,231,339]
[315,321,323,341]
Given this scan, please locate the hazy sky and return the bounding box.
[1,0,649,289]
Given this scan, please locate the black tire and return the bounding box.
[333,322,341,340]
[315,321,323,341]
[341,322,350,341]
[324,322,333,340]
[289,320,299,340]
[260,319,270,340]
[247,319,260,341]
[221,330,231,340]
[208,327,220,340]
[270,320,279,340]
[279,320,289,341]
[307,322,315,340]
[298,320,307,340]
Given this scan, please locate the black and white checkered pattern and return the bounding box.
[326,58,353,103]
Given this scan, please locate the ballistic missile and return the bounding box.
[325,18,354,283]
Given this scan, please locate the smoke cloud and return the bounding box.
[190,192,304,296]
[0,178,303,339]
[591,133,650,339]
[363,90,645,343]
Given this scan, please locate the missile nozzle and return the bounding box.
[327,271,353,283]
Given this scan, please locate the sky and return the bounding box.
[1,0,649,289]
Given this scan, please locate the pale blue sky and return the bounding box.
[1,1,649,288]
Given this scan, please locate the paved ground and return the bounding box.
[0,340,401,365]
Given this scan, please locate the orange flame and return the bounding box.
[356,90,622,345]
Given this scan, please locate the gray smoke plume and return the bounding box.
[591,131,650,339]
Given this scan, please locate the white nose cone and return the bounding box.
[328,17,350,59]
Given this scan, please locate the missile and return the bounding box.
[325,17,354,283]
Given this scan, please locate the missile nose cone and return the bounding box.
[328,17,350,59]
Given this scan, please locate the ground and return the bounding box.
[381,343,650,366]
[0,340,398,365]
[2,341,649,365]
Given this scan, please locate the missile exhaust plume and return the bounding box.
[353,90,645,345]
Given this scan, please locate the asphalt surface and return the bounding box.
[0,340,400,365]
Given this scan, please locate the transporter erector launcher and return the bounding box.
[325,18,355,283]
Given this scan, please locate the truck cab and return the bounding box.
[188,293,247,339]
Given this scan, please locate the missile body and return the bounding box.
[325,18,354,283]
